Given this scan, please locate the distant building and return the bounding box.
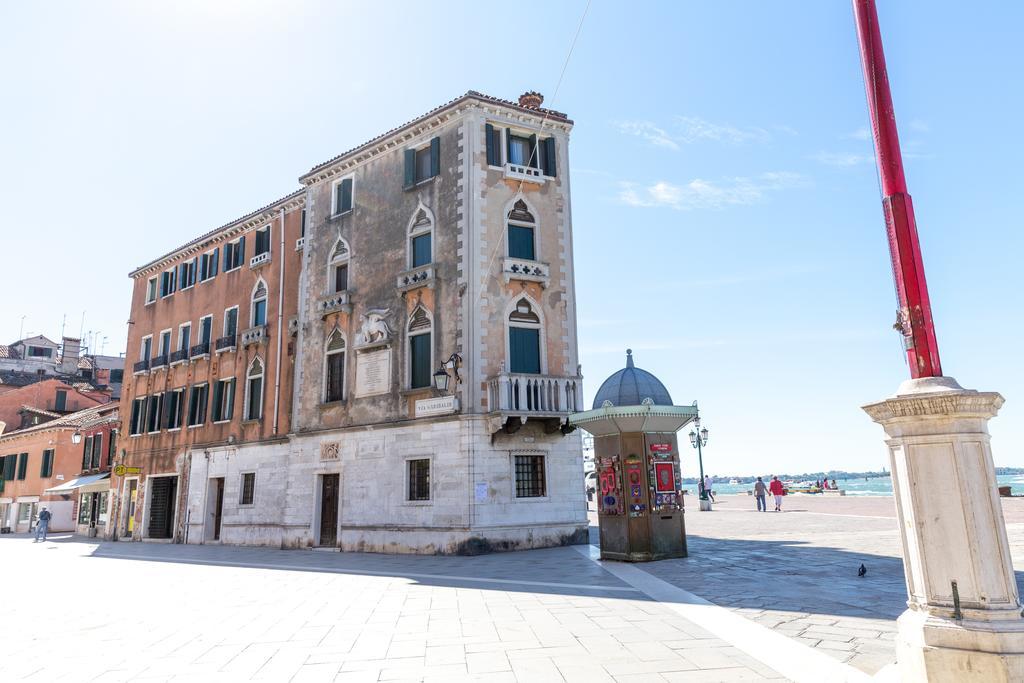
[0,403,119,534]
[114,91,586,553]
[0,335,124,399]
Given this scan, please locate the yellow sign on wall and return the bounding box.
[113,465,142,476]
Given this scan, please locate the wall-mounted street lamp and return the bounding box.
[71,430,83,445]
[433,353,462,393]
[688,415,710,501]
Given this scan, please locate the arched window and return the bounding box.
[408,205,433,269]
[324,329,346,403]
[408,305,432,389]
[328,238,350,293]
[508,297,542,374]
[245,357,264,421]
[251,280,268,327]
[507,199,536,261]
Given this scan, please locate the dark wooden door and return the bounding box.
[213,478,224,541]
[320,474,339,546]
[147,476,177,539]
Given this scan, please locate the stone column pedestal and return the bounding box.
[698,498,712,511]
[863,376,1024,682]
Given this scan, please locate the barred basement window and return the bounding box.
[408,459,430,501]
[239,472,255,505]
[514,454,546,498]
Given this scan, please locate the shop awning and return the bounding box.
[45,472,110,493]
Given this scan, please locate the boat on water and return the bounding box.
[729,478,739,485]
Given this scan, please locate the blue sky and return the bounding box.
[1,1,1021,475]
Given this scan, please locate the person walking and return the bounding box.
[753,477,767,512]
[769,476,784,511]
[35,507,52,542]
[703,474,715,503]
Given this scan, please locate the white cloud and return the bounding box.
[843,127,872,141]
[616,116,773,149]
[615,121,680,151]
[810,151,873,167]
[675,116,770,144]
[618,172,806,211]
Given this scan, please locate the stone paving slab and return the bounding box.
[631,495,1024,676]
[0,534,786,682]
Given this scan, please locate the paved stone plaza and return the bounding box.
[647,494,1024,676]
[1,495,1021,682]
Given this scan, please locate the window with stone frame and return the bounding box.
[408,207,433,269]
[251,280,268,327]
[187,384,208,427]
[508,298,542,374]
[239,472,255,505]
[333,177,353,215]
[211,378,235,422]
[245,358,264,421]
[165,389,184,429]
[254,225,271,256]
[407,459,430,501]
[328,238,350,293]
[324,330,346,403]
[507,200,536,261]
[146,277,158,304]
[403,138,439,189]
[407,306,432,389]
[514,454,546,498]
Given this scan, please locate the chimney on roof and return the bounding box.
[518,91,544,109]
[61,337,81,375]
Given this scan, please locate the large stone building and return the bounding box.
[115,91,585,553]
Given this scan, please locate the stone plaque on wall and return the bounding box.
[355,347,391,397]
[320,442,340,461]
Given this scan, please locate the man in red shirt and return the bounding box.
[769,476,785,512]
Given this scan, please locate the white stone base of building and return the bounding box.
[864,376,1024,682]
[183,415,587,554]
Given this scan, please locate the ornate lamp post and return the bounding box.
[688,411,710,510]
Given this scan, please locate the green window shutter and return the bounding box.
[528,134,538,168]
[211,248,219,276]
[340,178,353,212]
[16,453,27,480]
[543,137,557,177]
[509,328,541,374]
[430,137,440,177]
[92,434,102,469]
[485,123,497,165]
[508,225,536,260]
[403,149,416,189]
[410,333,431,389]
[412,233,431,268]
[211,381,223,422]
[82,436,92,470]
[129,400,139,435]
[506,128,513,165]
[161,391,173,428]
[238,236,246,266]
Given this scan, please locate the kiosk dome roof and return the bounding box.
[592,350,673,409]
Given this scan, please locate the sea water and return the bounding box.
[696,474,1024,497]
